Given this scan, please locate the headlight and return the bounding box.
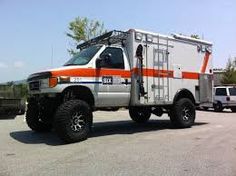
[40,78,49,88]
[40,77,58,89]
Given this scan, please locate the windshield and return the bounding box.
[229,88,236,96]
[64,45,101,66]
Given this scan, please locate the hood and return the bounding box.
[28,65,92,81]
[27,71,52,82]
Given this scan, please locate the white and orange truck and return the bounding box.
[26,29,213,143]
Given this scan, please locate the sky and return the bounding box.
[0,0,236,83]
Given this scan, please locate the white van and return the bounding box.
[213,86,236,112]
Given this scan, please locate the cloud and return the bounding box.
[13,61,24,68]
[0,62,8,68]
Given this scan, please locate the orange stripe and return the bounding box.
[182,72,199,79]
[52,68,131,78]
[201,52,211,73]
[132,68,199,79]
[51,68,199,80]
[132,68,173,77]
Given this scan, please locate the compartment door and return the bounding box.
[199,74,213,103]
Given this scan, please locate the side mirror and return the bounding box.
[96,58,102,68]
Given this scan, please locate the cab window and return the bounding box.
[215,88,227,96]
[229,88,236,96]
[99,47,124,69]
[64,45,101,66]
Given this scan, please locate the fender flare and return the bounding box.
[173,88,196,105]
[62,85,95,107]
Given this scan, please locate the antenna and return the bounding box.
[201,33,204,40]
[51,45,54,68]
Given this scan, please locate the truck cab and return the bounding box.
[28,45,131,107]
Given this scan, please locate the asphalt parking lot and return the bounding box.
[1,109,236,176]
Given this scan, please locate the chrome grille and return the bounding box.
[29,81,40,91]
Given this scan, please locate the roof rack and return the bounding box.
[77,30,129,49]
[172,33,212,45]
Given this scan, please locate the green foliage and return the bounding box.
[66,17,106,55]
[0,83,28,100]
[15,84,28,100]
[221,58,236,84]
[6,81,14,86]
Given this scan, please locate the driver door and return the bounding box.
[96,47,131,107]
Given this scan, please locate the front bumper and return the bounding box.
[222,103,236,108]
[28,83,68,95]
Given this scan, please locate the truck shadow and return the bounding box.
[10,120,208,146]
[0,114,17,120]
[10,130,62,146]
[197,109,233,113]
[91,120,207,138]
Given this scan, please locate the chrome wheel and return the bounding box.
[182,107,191,121]
[70,111,85,132]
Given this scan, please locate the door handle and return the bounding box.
[124,79,128,85]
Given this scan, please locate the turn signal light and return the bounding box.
[49,77,58,88]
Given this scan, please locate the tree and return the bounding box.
[15,84,28,100]
[6,81,14,86]
[66,17,106,55]
[221,58,236,84]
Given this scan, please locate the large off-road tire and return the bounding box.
[26,100,52,132]
[213,102,223,112]
[231,107,236,112]
[54,100,92,143]
[170,98,195,128]
[129,106,151,123]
